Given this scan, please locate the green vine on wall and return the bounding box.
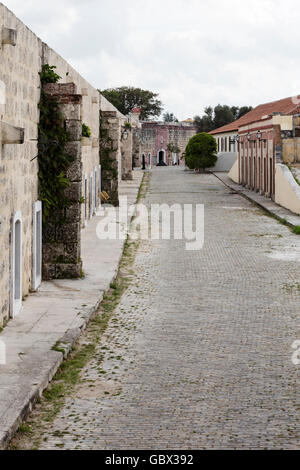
[39,64,61,84]
[38,65,74,223]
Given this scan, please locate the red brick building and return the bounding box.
[237,96,300,198]
[140,121,197,167]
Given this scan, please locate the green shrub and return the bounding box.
[292,225,300,234]
[39,64,61,84]
[185,132,217,170]
[82,123,91,138]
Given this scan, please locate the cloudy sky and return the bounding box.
[3,0,300,120]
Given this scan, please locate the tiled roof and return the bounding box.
[209,95,300,135]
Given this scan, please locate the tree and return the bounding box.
[213,105,235,129]
[194,104,253,133]
[237,106,253,119]
[100,86,163,120]
[163,112,178,122]
[194,107,214,133]
[230,106,240,120]
[185,133,217,171]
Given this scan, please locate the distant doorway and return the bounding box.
[157,149,166,166]
[142,154,146,170]
[11,212,22,318]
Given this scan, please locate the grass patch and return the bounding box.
[282,282,300,293]
[279,218,288,226]
[51,341,66,355]
[249,233,283,239]
[257,208,300,235]
[292,225,300,235]
[17,424,33,435]
[136,172,150,203]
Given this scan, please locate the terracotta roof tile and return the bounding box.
[209,95,300,135]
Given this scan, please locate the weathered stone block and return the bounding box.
[59,103,81,120]
[1,27,17,46]
[1,121,24,144]
[56,222,80,244]
[65,142,81,160]
[101,111,117,118]
[92,138,99,148]
[43,82,77,96]
[64,182,81,202]
[63,243,80,263]
[55,263,82,279]
[42,263,56,280]
[81,137,92,147]
[66,159,82,182]
[42,243,64,263]
[65,120,82,141]
[42,222,56,243]
[65,204,81,222]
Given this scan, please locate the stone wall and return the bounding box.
[99,111,121,206]
[0,3,41,325]
[282,138,300,164]
[99,94,132,183]
[0,3,129,326]
[42,44,100,228]
[275,164,300,215]
[41,83,83,279]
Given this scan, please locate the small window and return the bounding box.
[11,211,22,318]
[98,165,102,208]
[32,201,42,291]
[89,174,93,219]
[94,168,97,212]
[84,176,88,226]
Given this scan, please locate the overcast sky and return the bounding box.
[3,0,300,120]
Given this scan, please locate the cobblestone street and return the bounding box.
[38,168,299,449]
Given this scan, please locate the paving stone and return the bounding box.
[39,168,299,450]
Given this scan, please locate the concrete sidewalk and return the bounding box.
[0,170,143,449]
[213,172,300,227]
